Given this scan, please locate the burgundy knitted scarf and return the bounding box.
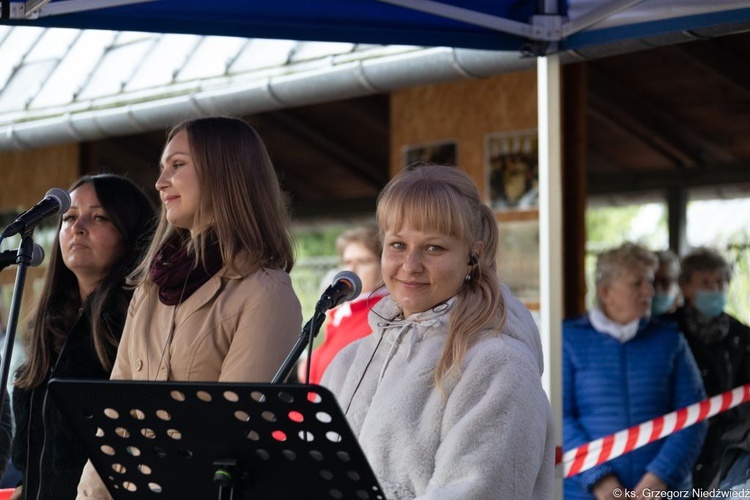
[149,233,224,305]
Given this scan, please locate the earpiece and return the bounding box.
[468,254,478,266]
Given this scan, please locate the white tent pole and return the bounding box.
[538,53,563,498]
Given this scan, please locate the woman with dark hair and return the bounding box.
[77,116,303,498]
[10,174,156,500]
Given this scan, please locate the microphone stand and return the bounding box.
[0,232,36,417]
[272,309,325,384]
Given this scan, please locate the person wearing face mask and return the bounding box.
[564,243,706,500]
[668,247,750,490]
[652,249,681,316]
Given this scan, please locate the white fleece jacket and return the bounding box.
[322,285,555,499]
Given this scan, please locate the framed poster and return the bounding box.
[485,129,538,210]
[402,139,457,168]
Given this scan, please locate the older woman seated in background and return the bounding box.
[564,242,706,500]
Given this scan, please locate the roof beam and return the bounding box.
[589,68,737,166]
[588,160,750,195]
[587,95,696,168]
[264,110,386,188]
[291,197,377,219]
[673,40,750,97]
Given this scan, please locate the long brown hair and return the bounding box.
[376,164,505,388]
[132,116,294,284]
[16,174,156,389]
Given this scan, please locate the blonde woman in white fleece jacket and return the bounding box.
[322,164,555,499]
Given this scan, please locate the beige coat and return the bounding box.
[77,266,302,498]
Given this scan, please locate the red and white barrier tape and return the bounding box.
[558,383,750,478]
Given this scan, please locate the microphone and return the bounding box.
[272,271,362,383]
[0,243,44,271]
[315,270,362,313]
[1,188,71,238]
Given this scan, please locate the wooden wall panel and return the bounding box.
[0,144,80,209]
[390,71,537,196]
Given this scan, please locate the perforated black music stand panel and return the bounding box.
[49,379,386,500]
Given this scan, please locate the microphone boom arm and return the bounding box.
[272,309,326,384]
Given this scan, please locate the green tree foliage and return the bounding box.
[294,225,345,258]
[290,223,362,325]
[724,237,750,325]
[586,205,641,249]
[586,204,667,252]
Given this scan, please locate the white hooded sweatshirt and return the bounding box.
[322,285,555,499]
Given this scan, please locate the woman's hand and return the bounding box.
[9,485,22,500]
[592,474,626,500]
[633,472,667,499]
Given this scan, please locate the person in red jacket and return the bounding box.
[304,225,386,384]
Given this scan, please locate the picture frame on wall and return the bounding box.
[402,139,458,168]
[485,129,538,211]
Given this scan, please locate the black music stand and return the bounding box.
[49,379,386,500]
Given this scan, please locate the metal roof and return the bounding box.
[0,26,539,149]
[0,27,394,131]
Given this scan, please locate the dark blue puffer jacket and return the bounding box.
[563,314,708,499]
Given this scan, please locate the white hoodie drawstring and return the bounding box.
[377,322,412,381]
[375,317,441,381]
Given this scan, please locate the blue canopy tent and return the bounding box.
[2,1,749,492]
[2,0,750,52]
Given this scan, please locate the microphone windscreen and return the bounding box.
[332,270,362,301]
[30,244,45,267]
[45,187,71,213]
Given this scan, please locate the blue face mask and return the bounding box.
[694,290,727,319]
[651,293,675,316]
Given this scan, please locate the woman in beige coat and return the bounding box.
[77,117,302,498]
